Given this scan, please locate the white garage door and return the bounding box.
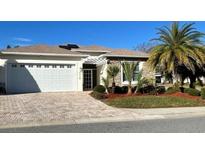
[7,63,78,93]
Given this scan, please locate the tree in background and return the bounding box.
[134,41,157,53]
[6,45,12,49]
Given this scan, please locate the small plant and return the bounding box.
[184,88,201,96]
[156,86,166,94]
[173,82,180,89]
[138,85,156,94]
[114,86,122,94]
[0,87,6,95]
[93,85,106,93]
[122,86,128,94]
[166,86,180,94]
[148,89,157,95]
[90,91,107,100]
[201,88,205,99]
[107,65,120,93]
[179,87,185,93]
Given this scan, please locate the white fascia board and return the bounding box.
[71,49,111,53]
[102,54,149,58]
[0,52,89,57]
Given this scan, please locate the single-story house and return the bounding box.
[0,44,157,94]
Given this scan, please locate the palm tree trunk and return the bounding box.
[197,77,203,87]
[112,77,115,93]
[189,76,196,88]
[127,81,132,95]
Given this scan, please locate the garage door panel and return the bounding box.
[7,63,78,93]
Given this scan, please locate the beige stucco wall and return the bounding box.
[97,62,108,85]
[141,62,155,80]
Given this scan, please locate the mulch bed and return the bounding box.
[162,92,200,100]
[107,92,201,101]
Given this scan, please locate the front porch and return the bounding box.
[83,64,97,91]
[82,55,107,91]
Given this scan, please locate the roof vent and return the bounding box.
[59,44,79,50]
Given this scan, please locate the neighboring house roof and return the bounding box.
[0,44,149,58]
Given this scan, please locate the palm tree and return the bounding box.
[148,22,205,88]
[107,65,120,93]
[102,77,110,93]
[122,62,139,95]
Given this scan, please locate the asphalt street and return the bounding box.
[1,116,205,133]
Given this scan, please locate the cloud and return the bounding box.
[14,43,31,47]
[13,37,32,42]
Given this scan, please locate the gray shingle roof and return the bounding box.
[77,45,149,57]
[1,44,149,58]
[3,45,82,55]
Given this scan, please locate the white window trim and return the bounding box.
[120,61,142,85]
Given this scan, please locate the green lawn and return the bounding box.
[106,96,205,108]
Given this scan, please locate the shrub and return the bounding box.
[148,89,157,95]
[121,86,128,94]
[114,86,122,94]
[0,87,6,95]
[132,86,137,93]
[90,91,107,100]
[201,88,205,99]
[166,86,180,94]
[156,86,166,94]
[184,88,201,96]
[138,85,155,94]
[93,85,106,93]
[179,87,185,93]
[108,87,112,93]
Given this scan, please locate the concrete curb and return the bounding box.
[1,107,205,129]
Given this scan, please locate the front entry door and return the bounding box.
[83,69,93,90]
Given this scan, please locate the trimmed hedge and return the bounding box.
[138,85,155,94]
[179,87,185,93]
[114,86,122,94]
[122,86,128,94]
[156,86,166,94]
[93,85,106,93]
[0,87,6,95]
[166,86,180,94]
[184,88,201,96]
[90,91,107,100]
[201,88,205,99]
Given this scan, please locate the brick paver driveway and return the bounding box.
[0,92,129,128]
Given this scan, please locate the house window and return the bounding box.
[122,62,140,82]
[156,76,162,83]
[28,65,33,68]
